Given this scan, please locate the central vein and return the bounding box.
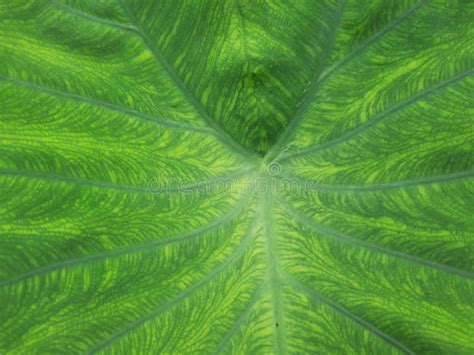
[257,173,287,354]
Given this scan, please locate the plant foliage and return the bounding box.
[0,0,473,353]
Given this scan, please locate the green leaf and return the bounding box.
[1,0,473,353]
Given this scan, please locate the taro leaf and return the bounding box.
[1,0,473,353]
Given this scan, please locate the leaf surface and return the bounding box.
[1,0,473,353]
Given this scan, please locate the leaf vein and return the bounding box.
[116,0,256,161]
[266,0,346,162]
[261,189,288,353]
[50,0,138,32]
[0,188,253,287]
[267,0,427,161]
[0,168,252,195]
[284,276,415,354]
[1,77,213,134]
[277,170,474,193]
[88,197,258,353]
[281,68,474,161]
[278,196,474,280]
[213,281,268,354]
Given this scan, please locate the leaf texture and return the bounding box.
[0,0,473,353]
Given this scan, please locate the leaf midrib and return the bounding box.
[261,187,287,354]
